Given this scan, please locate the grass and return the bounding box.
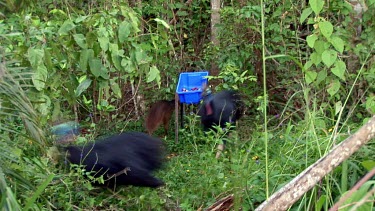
[39,112,371,210]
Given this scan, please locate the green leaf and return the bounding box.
[75,78,92,97]
[315,195,327,211]
[118,21,131,43]
[309,0,324,15]
[110,80,122,98]
[135,49,152,64]
[110,44,122,70]
[44,49,53,71]
[306,34,318,48]
[147,66,161,87]
[154,18,171,29]
[314,40,326,55]
[365,96,375,114]
[98,37,109,52]
[73,34,87,49]
[58,20,76,36]
[305,70,317,84]
[310,52,322,66]
[361,160,375,171]
[322,49,337,68]
[327,79,340,96]
[331,60,346,80]
[89,59,102,78]
[319,21,333,39]
[335,101,342,115]
[315,69,327,85]
[304,61,313,70]
[32,65,48,91]
[330,36,345,53]
[300,8,313,23]
[79,49,88,72]
[27,48,44,67]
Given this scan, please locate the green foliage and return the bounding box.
[1,0,375,210]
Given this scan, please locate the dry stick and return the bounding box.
[255,115,375,211]
[329,166,375,211]
[175,93,179,144]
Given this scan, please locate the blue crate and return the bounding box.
[176,71,209,104]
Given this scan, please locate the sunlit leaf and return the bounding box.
[331,60,346,80]
[300,8,313,23]
[319,21,333,39]
[75,78,92,97]
[306,34,318,48]
[147,66,161,87]
[310,0,324,15]
[330,36,345,54]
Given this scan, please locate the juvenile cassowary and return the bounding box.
[145,100,175,136]
[198,90,243,158]
[64,132,165,188]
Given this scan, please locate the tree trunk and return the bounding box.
[255,116,375,211]
[210,0,220,76]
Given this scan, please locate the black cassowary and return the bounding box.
[198,90,243,158]
[64,132,165,188]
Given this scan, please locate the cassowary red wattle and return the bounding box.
[198,90,243,158]
[64,132,165,188]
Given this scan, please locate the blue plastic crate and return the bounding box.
[176,71,208,104]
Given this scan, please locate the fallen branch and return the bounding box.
[255,116,375,211]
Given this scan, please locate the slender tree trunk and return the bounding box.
[210,0,220,76]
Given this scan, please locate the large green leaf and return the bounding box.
[109,43,122,70]
[310,52,322,66]
[305,70,317,84]
[321,49,337,68]
[118,21,131,43]
[319,21,333,39]
[331,60,346,80]
[73,34,87,49]
[27,48,44,67]
[75,78,92,97]
[147,65,161,87]
[306,34,318,48]
[330,36,345,53]
[300,8,313,23]
[58,20,76,36]
[315,69,327,85]
[110,79,122,99]
[98,37,109,52]
[31,65,48,91]
[327,79,340,96]
[89,58,102,78]
[310,0,324,15]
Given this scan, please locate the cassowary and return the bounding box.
[64,132,165,188]
[145,100,175,136]
[198,90,243,158]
